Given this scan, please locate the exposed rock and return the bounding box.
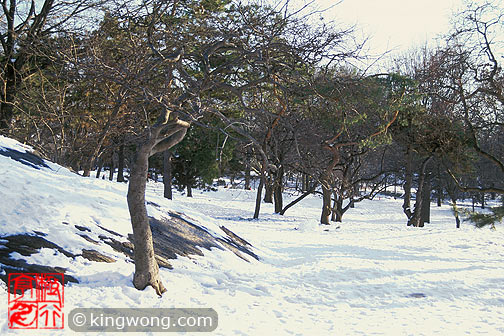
[75,225,91,232]
[79,234,100,245]
[97,225,122,237]
[0,234,78,289]
[0,234,74,258]
[81,249,116,263]
[408,293,427,298]
[0,147,49,170]
[0,211,257,291]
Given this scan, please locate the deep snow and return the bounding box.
[1,135,504,335]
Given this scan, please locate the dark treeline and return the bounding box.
[1,0,502,294]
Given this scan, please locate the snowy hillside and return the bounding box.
[1,135,504,335]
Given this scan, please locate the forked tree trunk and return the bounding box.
[127,119,188,296]
[163,150,173,200]
[127,145,166,296]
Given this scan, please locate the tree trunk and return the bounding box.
[186,183,193,197]
[127,145,166,296]
[273,166,284,213]
[407,156,433,227]
[331,192,337,221]
[0,62,17,132]
[117,144,125,182]
[421,172,431,225]
[253,173,265,219]
[436,165,443,207]
[244,161,251,190]
[126,118,188,296]
[109,155,115,181]
[331,193,343,222]
[320,183,332,225]
[402,147,413,221]
[96,160,104,179]
[453,200,461,229]
[163,150,173,200]
[446,185,460,229]
[71,159,80,174]
[264,176,273,203]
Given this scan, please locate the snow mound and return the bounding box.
[0,136,257,289]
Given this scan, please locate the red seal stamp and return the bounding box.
[8,273,64,329]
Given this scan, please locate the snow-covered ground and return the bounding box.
[1,135,504,335]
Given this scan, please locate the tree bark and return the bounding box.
[163,150,173,200]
